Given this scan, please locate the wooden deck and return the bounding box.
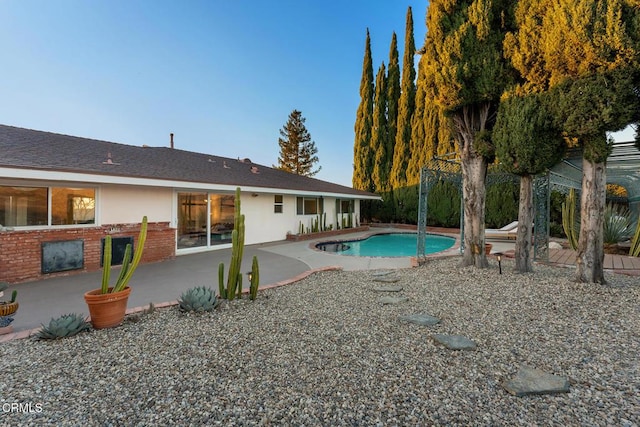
[547,249,640,275]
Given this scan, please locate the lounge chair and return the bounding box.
[485,221,518,240]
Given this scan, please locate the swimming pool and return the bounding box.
[315,233,455,257]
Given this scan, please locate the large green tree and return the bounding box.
[390,6,416,189]
[353,29,374,191]
[423,0,514,267]
[407,48,456,185]
[275,109,321,177]
[371,62,389,192]
[386,32,401,183]
[494,93,565,272]
[504,0,640,283]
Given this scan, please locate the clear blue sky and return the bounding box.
[1,0,429,187]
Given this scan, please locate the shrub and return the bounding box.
[427,180,460,227]
[485,181,519,229]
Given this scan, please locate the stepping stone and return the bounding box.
[380,296,408,305]
[502,366,570,396]
[432,334,477,350]
[373,276,400,283]
[373,286,403,292]
[372,270,394,277]
[398,314,440,326]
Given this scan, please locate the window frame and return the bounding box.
[296,197,319,215]
[0,184,97,229]
[274,194,284,214]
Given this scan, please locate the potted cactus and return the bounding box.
[0,282,18,334]
[84,216,148,329]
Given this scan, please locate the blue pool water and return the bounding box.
[316,233,455,257]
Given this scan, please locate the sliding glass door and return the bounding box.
[177,192,235,250]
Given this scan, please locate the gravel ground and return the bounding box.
[0,257,638,426]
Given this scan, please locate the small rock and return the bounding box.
[502,366,570,396]
[548,242,563,250]
[371,270,394,277]
[372,286,403,292]
[399,314,440,326]
[380,296,408,305]
[373,276,400,283]
[432,334,477,350]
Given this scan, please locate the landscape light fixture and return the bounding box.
[495,252,503,275]
[246,271,252,282]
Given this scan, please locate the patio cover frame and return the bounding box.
[417,140,640,263]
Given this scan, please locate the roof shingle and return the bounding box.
[0,124,377,198]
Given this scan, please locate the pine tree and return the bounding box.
[385,32,401,186]
[353,29,374,191]
[504,0,640,282]
[371,62,389,192]
[390,6,416,189]
[275,109,321,177]
[423,0,514,268]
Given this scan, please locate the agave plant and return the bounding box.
[36,313,91,340]
[603,203,635,244]
[178,286,220,312]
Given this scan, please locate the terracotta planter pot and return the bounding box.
[485,243,493,255]
[84,287,131,329]
[0,302,19,317]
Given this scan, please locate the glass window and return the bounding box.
[177,192,208,249]
[52,188,96,225]
[0,186,48,226]
[296,197,318,215]
[210,194,235,246]
[274,195,283,214]
[177,192,236,249]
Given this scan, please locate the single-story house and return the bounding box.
[0,124,379,283]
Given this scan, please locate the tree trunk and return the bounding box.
[575,157,606,284]
[460,147,488,268]
[515,175,533,273]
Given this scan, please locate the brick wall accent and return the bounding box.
[0,222,175,284]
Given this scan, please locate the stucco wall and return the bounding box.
[100,185,172,224]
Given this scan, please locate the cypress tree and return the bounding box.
[371,62,389,192]
[406,53,427,186]
[493,93,565,273]
[275,109,321,177]
[390,6,416,189]
[423,0,514,268]
[386,32,401,186]
[504,0,640,282]
[353,29,374,191]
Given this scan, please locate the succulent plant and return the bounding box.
[0,316,14,328]
[178,286,220,312]
[36,313,91,340]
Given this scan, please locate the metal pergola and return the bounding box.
[417,139,640,263]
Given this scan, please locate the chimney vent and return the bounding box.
[170,133,174,149]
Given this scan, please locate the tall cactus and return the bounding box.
[222,188,245,300]
[218,262,226,299]
[101,216,148,294]
[561,189,579,250]
[630,220,640,257]
[250,256,260,300]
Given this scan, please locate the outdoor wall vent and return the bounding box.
[239,158,252,164]
[102,152,120,165]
